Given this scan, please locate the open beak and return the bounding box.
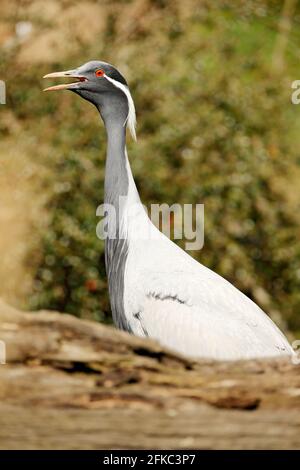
[43,70,87,92]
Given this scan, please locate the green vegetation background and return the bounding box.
[1,0,300,334]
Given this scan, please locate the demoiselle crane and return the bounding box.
[44,61,294,360]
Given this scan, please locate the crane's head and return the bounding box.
[43,60,136,140]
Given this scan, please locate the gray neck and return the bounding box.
[104,120,128,209]
[100,111,132,331]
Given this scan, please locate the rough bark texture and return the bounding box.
[0,300,299,450]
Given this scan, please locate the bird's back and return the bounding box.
[123,219,293,360]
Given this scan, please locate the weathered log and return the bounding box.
[0,300,299,449]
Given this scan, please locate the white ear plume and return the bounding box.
[104,74,137,141]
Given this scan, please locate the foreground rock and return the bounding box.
[0,300,299,449]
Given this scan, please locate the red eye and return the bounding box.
[95,69,104,77]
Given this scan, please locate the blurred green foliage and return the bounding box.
[1,1,300,331]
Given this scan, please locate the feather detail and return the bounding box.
[104,74,137,140]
